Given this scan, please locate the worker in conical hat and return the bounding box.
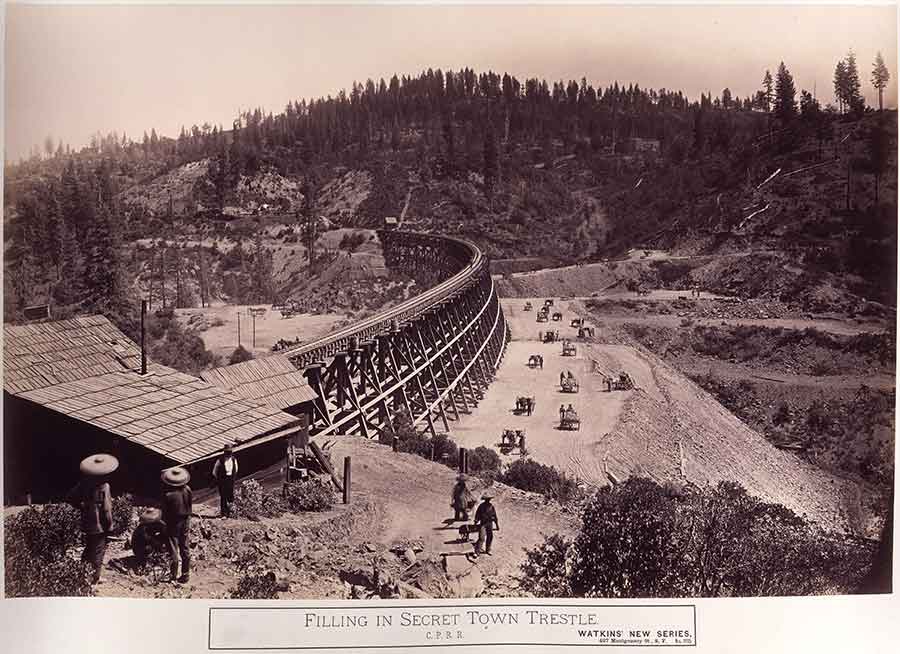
[451,474,473,522]
[161,466,192,583]
[70,453,118,583]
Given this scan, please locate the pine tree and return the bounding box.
[845,50,864,114]
[762,70,774,112]
[872,51,891,111]
[868,118,890,203]
[441,111,456,178]
[834,60,849,114]
[54,219,84,305]
[83,202,126,312]
[774,61,797,122]
[483,112,498,207]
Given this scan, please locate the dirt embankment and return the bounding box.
[496,262,625,297]
[593,344,863,534]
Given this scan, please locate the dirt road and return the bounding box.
[449,299,628,485]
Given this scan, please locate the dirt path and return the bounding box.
[328,438,576,591]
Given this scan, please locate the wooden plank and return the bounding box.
[309,441,343,492]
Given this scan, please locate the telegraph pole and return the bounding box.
[237,311,242,347]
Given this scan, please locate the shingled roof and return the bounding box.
[4,316,301,465]
[3,316,142,394]
[200,355,318,409]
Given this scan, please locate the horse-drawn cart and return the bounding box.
[552,312,563,321]
[514,396,535,416]
[523,301,533,312]
[560,371,579,393]
[527,354,544,368]
[560,409,581,431]
[500,429,526,455]
[561,340,577,356]
[604,372,635,391]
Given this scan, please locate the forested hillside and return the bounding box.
[4,58,896,328]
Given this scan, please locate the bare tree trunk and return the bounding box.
[160,245,167,309]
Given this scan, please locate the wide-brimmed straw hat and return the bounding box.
[80,453,119,477]
[481,493,494,500]
[139,507,163,525]
[161,466,191,487]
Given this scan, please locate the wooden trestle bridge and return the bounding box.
[279,230,510,440]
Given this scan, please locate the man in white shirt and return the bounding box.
[212,444,239,517]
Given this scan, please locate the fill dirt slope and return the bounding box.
[474,299,859,533]
[598,346,860,532]
[496,263,624,297]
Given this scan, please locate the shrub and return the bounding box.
[523,478,874,598]
[233,479,286,521]
[773,401,791,426]
[388,409,460,468]
[283,478,334,512]
[500,459,580,504]
[231,571,280,599]
[228,345,255,365]
[338,231,367,253]
[467,446,501,473]
[4,504,94,597]
[519,533,573,597]
[110,494,135,536]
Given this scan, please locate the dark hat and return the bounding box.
[456,474,467,482]
[161,466,191,487]
[224,443,234,453]
[80,453,119,477]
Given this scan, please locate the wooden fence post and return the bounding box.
[343,457,351,505]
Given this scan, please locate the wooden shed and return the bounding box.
[3,316,302,504]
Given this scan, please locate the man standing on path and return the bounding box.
[473,494,500,558]
[71,454,117,583]
[451,475,473,522]
[161,467,192,583]
[212,444,238,517]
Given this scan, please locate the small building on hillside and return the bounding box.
[383,216,399,230]
[3,316,303,504]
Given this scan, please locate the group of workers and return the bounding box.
[451,475,500,558]
[558,404,577,420]
[68,445,241,585]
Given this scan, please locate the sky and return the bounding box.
[4,2,898,162]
